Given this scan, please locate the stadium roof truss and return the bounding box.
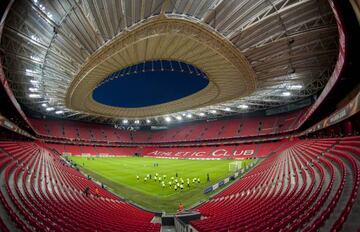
[0,0,338,125]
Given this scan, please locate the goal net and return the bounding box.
[229,161,243,172]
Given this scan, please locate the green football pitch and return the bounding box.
[68,156,254,212]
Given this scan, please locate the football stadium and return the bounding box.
[0,0,359,231]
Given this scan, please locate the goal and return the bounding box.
[229,161,243,172]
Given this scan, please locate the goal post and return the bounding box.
[229,161,243,172]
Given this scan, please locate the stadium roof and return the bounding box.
[0,0,338,125]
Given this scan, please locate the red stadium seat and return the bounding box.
[189,137,360,231]
[0,141,160,232]
[28,108,306,144]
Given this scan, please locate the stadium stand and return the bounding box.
[45,140,291,159]
[0,141,160,232]
[141,141,286,159]
[190,137,360,231]
[46,143,139,157]
[1,136,358,231]
[0,0,359,231]
[29,109,304,144]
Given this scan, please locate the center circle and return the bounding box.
[92,60,209,108]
